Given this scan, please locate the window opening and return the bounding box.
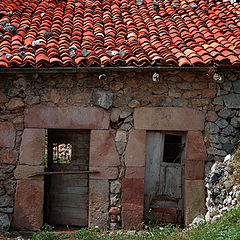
[52,143,72,164]
[163,134,183,163]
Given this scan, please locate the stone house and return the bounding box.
[0,0,240,232]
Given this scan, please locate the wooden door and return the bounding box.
[144,131,185,224]
[45,129,90,227]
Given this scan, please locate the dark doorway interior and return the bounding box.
[44,129,90,227]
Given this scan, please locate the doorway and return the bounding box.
[45,129,90,227]
[144,131,185,225]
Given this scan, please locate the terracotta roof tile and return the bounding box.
[0,0,240,68]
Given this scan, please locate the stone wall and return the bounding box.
[0,70,239,231]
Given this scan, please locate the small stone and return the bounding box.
[4,180,16,195]
[109,207,121,215]
[213,97,223,105]
[0,207,13,213]
[6,98,24,110]
[222,144,234,154]
[128,100,140,108]
[218,109,235,119]
[115,131,127,143]
[120,109,132,119]
[25,95,40,105]
[110,194,120,206]
[116,141,127,155]
[230,117,239,128]
[223,94,240,108]
[0,213,10,232]
[120,123,132,131]
[0,195,13,207]
[216,119,229,129]
[124,116,133,123]
[92,91,113,110]
[110,214,118,223]
[222,125,236,136]
[0,92,8,103]
[205,122,219,134]
[233,80,240,93]
[206,111,218,122]
[110,180,121,194]
[207,148,226,156]
[219,136,230,144]
[111,108,121,122]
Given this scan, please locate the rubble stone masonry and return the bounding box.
[0,70,239,231]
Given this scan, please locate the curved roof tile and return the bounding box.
[0,0,239,68]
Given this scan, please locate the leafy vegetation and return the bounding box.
[26,207,240,240]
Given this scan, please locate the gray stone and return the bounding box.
[0,213,10,232]
[0,195,13,207]
[218,109,235,119]
[128,100,140,108]
[222,144,234,154]
[207,148,227,156]
[116,141,127,155]
[207,135,219,143]
[216,119,229,129]
[124,115,133,123]
[219,136,230,144]
[213,97,223,105]
[223,94,240,109]
[111,108,121,122]
[25,95,40,105]
[92,91,113,110]
[0,208,13,213]
[205,122,219,134]
[120,109,133,119]
[4,180,16,195]
[230,117,239,128]
[222,125,236,136]
[115,131,127,143]
[233,80,240,93]
[110,180,121,194]
[120,123,132,131]
[8,88,20,97]
[0,186,5,196]
[110,194,120,206]
[172,98,186,107]
[222,82,232,92]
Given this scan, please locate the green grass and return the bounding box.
[27,206,240,240]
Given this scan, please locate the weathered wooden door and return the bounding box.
[144,131,185,224]
[45,129,90,227]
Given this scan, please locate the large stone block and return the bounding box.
[125,130,146,167]
[185,160,204,180]
[122,203,143,230]
[14,165,44,179]
[90,130,119,167]
[134,107,205,131]
[0,122,16,148]
[89,167,118,179]
[89,179,109,229]
[19,129,45,165]
[125,166,145,179]
[185,131,207,161]
[13,180,44,231]
[184,180,205,226]
[122,178,144,206]
[24,105,109,129]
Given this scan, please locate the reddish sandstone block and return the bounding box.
[89,179,109,228]
[13,180,44,231]
[122,203,143,230]
[24,105,109,129]
[125,130,146,167]
[186,131,207,161]
[19,129,45,165]
[90,130,119,167]
[125,166,145,179]
[134,107,205,131]
[185,160,204,180]
[184,180,205,226]
[122,178,144,206]
[89,166,118,179]
[0,122,16,148]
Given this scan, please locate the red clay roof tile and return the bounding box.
[0,0,239,68]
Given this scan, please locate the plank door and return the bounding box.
[45,129,90,227]
[144,131,185,224]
